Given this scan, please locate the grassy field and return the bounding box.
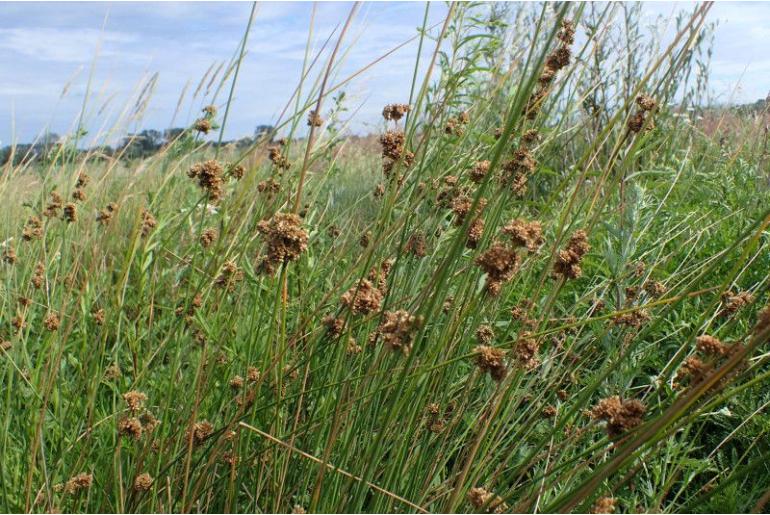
[2,3,770,513]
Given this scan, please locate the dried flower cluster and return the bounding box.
[23,216,44,241]
[187,420,214,447]
[475,242,520,296]
[268,143,291,170]
[525,20,575,120]
[256,213,308,275]
[188,160,225,201]
[474,345,508,381]
[96,203,118,225]
[468,486,508,513]
[341,279,383,315]
[501,148,537,195]
[719,291,754,318]
[514,333,540,370]
[382,103,410,122]
[627,94,658,133]
[445,111,469,136]
[590,396,646,437]
[502,219,544,252]
[307,110,323,127]
[376,309,421,354]
[553,230,590,279]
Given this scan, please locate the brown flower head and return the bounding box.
[187,420,214,446]
[377,309,421,354]
[141,209,157,237]
[591,396,646,437]
[96,203,118,225]
[307,110,323,127]
[118,417,143,440]
[43,312,60,331]
[719,291,753,318]
[475,325,495,345]
[380,130,406,161]
[188,160,225,201]
[514,334,540,370]
[227,162,245,180]
[44,192,63,218]
[475,242,520,296]
[23,216,44,241]
[133,473,153,492]
[470,160,490,183]
[200,227,218,248]
[553,230,589,279]
[468,487,508,513]
[63,473,93,495]
[474,345,508,381]
[194,118,212,134]
[466,217,485,249]
[1,245,16,265]
[591,497,616,514]
[382,103,410,121]
[63,203,78,223]
[123,390,147,412]
[341,279,383,315]
[256,213,308,272]
[405,231,427,257]
[502,219,544,252]
[695,335,727,357]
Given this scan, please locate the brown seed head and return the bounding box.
[474,345,508,381]
[382,103,410,121]
[341,279,383,315]
[123,390,147,412]
[133,472,153,492]
[378,309,421,355]
[188,160,225,201]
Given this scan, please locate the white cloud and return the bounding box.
[0,27,140,64]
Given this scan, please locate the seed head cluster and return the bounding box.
[553,230,590,279]
[256,213,308,275]
[590,396,646,437]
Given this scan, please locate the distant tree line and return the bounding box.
[0,124,277,166]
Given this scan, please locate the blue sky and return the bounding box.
[1,2,769,146]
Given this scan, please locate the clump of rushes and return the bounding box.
[627,94,658,133]
[255,212,308,275]
[43,191,63,218]
[188,160,225,201]
[141,209,157,237]
[307,110,323,127]
[96,203,118,225]
[23,216,44,241]
[200,227,218,248]
[553,229,590,279]
[376,309,422,355]
[590,396,646,437]
[133,473,153,492]
[475,241,520,296]
[63,203,77,223]
[341,279,383,315]
[382,103,410,122]
[591,497,616,514]
[525,19,575,119]
[719,291,754,318]
[502,219,544,252]
[474,345,508,380]
[467,486,508,513]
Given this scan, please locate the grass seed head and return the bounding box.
[123,390,147,412]
[341,279,383,315]
[133,473,153,492]
[377,309,421,355]
[382,103,410,121]
[475,241,520,296]
[553,230,589,279]
[474,345,508,381]
[188,160,224,201]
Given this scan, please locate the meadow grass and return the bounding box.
[2,3,770,513]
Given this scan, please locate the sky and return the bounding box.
[1,2,769,147]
